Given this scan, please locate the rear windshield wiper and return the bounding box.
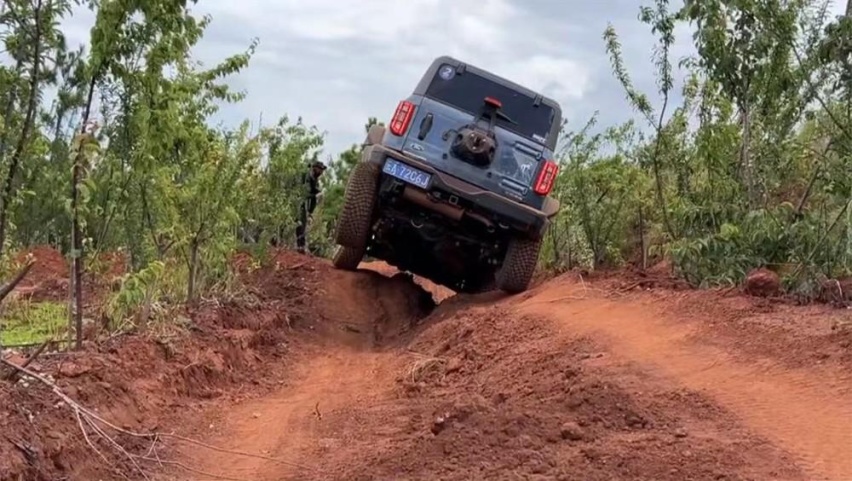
[483,96,517,125]
[495,109,517,125]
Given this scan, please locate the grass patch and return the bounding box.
[0,300,67,346]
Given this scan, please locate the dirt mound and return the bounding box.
[277,300,802,481]
[13,245,69,301]
[586,260,692,292]
[1,332,272,481]
[17,245,68,281]
[231,251,435,346]
[0,250,434,481]
[10,246,128,303]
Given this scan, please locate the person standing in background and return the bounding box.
[296,160,327,254]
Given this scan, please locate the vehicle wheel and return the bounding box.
[495,236,543,294]
[334,158,379,249]
[332,245,364,271]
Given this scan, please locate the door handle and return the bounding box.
[417,113,433,140]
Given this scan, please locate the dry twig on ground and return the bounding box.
[406,356,447,383]
[3,338,53,382]
[0,358,318,479]
[0,257,35,304]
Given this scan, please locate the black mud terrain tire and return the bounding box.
[332,245,364,271]
[495,236,543,294]
[334,156,379,249]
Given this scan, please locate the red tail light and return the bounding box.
[534,160,558,195]
[389,100,416,136]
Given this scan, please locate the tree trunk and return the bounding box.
[740,101,754,207]
[70,73,98,351]
[0,56,24,163]
[0,0,43,252]
[847,0,852,267]
[187,239,199,301]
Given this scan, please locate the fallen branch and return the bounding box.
[0,358,318,478]
[0,257,35,304]
[617,281,643,293]
[75,409,124,479]
[4,337,52,382]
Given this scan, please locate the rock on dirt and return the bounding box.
[744,267,780,297]
[559,421,585,441]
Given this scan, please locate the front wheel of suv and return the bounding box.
[495,235,543,294]
[334,157,379,249]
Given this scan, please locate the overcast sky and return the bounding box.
[62,0,846,159]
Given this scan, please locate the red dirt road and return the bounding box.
[4,249,849,480]
[160,263,852,481]
[519,280,852,480]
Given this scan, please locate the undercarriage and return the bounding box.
[365,176,506,293]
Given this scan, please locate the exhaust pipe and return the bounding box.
[464,211,494,230]
[402,187,464,221]
[402,186,495,230]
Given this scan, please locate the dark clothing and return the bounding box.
[296,170,322,251]
[302,171,321,203]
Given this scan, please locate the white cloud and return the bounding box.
[183,0,594,154]
[56,0,846,158]
[58,0,595,154]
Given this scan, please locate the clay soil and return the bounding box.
[2,250,852,481]
[11,245,128,305]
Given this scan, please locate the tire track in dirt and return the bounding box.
[162,348,401,481]
[518,281,852,481]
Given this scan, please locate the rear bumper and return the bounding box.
[366,144,550,238]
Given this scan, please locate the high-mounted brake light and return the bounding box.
[484,96,502,108]
[390,100,416,136]
[534,160,558,195]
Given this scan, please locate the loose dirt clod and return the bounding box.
[744,267,780,297]
[559,421,585,441]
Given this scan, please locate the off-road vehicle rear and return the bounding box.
[331,55,562,293]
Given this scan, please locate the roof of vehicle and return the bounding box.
[412,55,563,151]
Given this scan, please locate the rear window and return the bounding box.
[425,64,554,143]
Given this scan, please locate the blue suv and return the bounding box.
[331,56,562,294]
